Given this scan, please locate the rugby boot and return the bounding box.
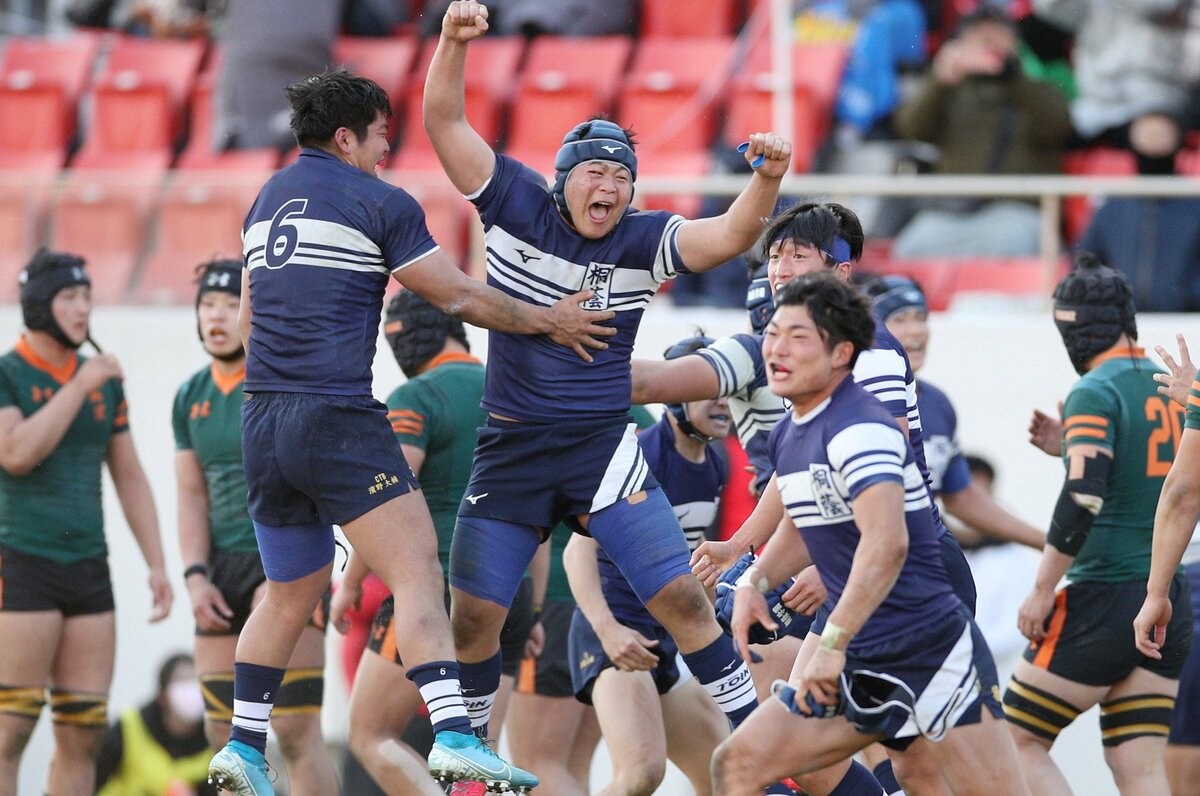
[208,740,274,795]
[429,730,540,792]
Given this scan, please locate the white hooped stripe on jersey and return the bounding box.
[244,217,403,273]
[673,499,719,533]
[589,422,651,514]
[698,335,760,397]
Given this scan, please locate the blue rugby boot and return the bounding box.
[208,740,274,795]
[428,730,540,792]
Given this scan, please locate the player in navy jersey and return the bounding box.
[207,70,610,795]
[424,0,792,748]
[563,335,731,795]
[712,274,1025,796]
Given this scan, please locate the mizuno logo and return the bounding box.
[464,493,489,505]
[515,249,541,263]
[600,145,623,153]
[721,661,736,673]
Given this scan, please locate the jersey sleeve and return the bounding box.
[381,188,440,272]
[171,383,192,451]
[650,214,689,282]
[387,381,436,452]
[1061,384,1116,456]
[0,365,18,411]
[111,379,129,433]
[827,422,908,499]
[853,346,910,420]
[466,154,548,229]
[695,334,763,397]
[1186,376,1200,430]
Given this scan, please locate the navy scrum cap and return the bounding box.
[552,119,638,220]
[745,262,773,335]
[864,275,928,322]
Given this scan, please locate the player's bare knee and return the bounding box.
[0,719,35,762]
[51,723,104,760]
[614,759,666,796]
[651,575,713,628]
[711,735,757,788]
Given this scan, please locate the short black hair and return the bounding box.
[754,201,865,266]
[772,271,876,368]
[285,68,392,149]
[965,454,996,483]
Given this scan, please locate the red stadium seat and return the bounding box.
[0,179,54,301]
[332,35,419,118]
[1062,147,1137,243]
[869,258,956,312]
[49,172,164,303]
[641,0,740,37]
[618,37,733,156]
[136,174,263,304]
[384,171,475,267]
[947,257,1063,301]
[394,37,524,169]
[507,37,633,161]
[638,151,714,219]
[178,46,281,169]
[76,36,205,166]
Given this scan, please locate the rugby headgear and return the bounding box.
[195,259,242,307]
[745,263,773,335]
[663,334,716,442]
[1053,251,1138,375]
[385,290,469,379]
[864,275,928,322]
[19,249,91,350]
[551,119,638,223]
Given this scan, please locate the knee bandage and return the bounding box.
[274,668,324,716]
[1002,677,1080,742]
[0,683,46,719]
[1099,694,1174,747]
[201,672,235,723]
[49,688,108,728]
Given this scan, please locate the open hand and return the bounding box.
[546,290,616,363]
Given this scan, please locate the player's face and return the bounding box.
[198,292,243,360]
[345,114,391,175]
[885,308,929,373]
[763,304,851,412]
[767,239,849,294]
[686,396,732,440]
[51,285,91,347]
[564,161,633,239]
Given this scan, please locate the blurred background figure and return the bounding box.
[95,653,215,796]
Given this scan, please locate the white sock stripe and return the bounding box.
[429,704,471,723]
[232,699,273,721]
[417,679,464,702]
[699,665,758,714]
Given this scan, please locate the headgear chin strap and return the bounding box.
[552,119,638,225]
[195,259,245,360]
[745,263,773,335]
[1052,251,1137,375]
[865,275,928,322]
[385,290,469,379]
[663,334,716,442]
[19,249,91,350]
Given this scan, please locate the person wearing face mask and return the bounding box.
[96,653,215,796]
[891,6,1073,259]
[0,249,172,796]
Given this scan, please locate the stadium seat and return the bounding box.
[641,0,740,38]
[393,37,524,170]
[385,170,475,267]
[617,37,733,156]
[176,46,278,170]
[506,37,633,163]
[49,172,163,303]
[76,36,205,167]
[136,174,263,304]
[637,151,714,219]
[869,258,956,312]
[947,257,1063,301]
[0,35,102,169]
[0,179,54,301]
[331,35,419,119]
[1062,147,1137,243]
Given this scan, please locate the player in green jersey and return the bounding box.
[1006,252,1192,796]
[330,290,536,794]
[0,250,171,796]
[172,260,337,795]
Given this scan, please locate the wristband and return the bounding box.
[183,563,209,581]
[532,603,543,623]
[820,621,851,652]
[734,565,769,594]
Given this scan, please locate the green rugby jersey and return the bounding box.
[1061,348,1181,582]
[0,337,128,563]
[545,404,658,603]
[387,353,487,573]
[172,363,256,553]
[1185,375,1200,430]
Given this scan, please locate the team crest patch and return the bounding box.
[810,464,851,520]
[580,261,615,309]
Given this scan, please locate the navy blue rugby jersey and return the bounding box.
[468,155,687,422]
[916,380,970,497]
[597,415,726,625]
[242,149,438,395]
[769,377,959,649]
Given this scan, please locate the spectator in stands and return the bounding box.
[419,0,635,37]
[213,0,339,151]
[891,6,1072,258]
[94,653,215,796]
[1033,0,1191,175]
[1077,195,1200,312]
